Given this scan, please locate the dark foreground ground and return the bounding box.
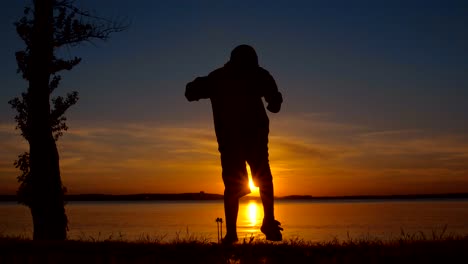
[1,235,468,264]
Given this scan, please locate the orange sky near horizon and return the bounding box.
[1,2,468,198]
[1,112,468,197]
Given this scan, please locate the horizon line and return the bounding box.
[1,192,468,200]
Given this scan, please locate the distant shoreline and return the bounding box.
[1,192,468,202]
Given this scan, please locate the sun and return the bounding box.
[249,177,256,190]
[247,165,259,196]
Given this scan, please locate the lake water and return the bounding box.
[1,199,468,242]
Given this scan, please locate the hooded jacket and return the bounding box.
[185,46,283,147]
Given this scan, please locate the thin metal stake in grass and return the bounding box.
[215,218,219,243]
[220,218,223,240]
[215,217,223,243]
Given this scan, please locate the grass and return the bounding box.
[1,232,468,264]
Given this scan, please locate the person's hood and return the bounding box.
[225,44,259,70]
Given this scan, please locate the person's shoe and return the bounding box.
[261,219,283,241]
[222,233,238,245]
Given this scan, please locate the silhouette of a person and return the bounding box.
[185,44,283,243]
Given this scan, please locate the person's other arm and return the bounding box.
[262,71,283,113]
[185,76,213,102]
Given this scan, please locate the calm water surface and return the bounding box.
[1,199,467,242]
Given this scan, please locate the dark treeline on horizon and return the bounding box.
[1,192,468,202]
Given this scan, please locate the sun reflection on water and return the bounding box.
[246,200,259,226]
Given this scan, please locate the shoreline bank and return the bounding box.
[1,235,467,263]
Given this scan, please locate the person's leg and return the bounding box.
[248,132,283,241]
[220,146,250,243]
[247,134,275,223]
[251,163,282,241]
[252,163,276,224]
[259,179,275,222]
[223,191,239,242]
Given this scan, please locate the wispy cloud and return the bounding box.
[268,113,468,195]
[1,115,468,195]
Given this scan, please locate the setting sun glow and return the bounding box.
[249,177,256,191]
[247,165,259,196]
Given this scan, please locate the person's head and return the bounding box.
[229,44,258,68]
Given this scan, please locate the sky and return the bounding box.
[1,1,468,196]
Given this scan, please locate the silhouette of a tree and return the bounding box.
[8,0,127,240]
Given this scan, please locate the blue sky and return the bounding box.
[1,1,468,195]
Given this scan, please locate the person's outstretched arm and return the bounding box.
[262,71,283,113]
[185,76,212,101]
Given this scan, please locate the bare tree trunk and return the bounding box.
[28,0,67,240]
